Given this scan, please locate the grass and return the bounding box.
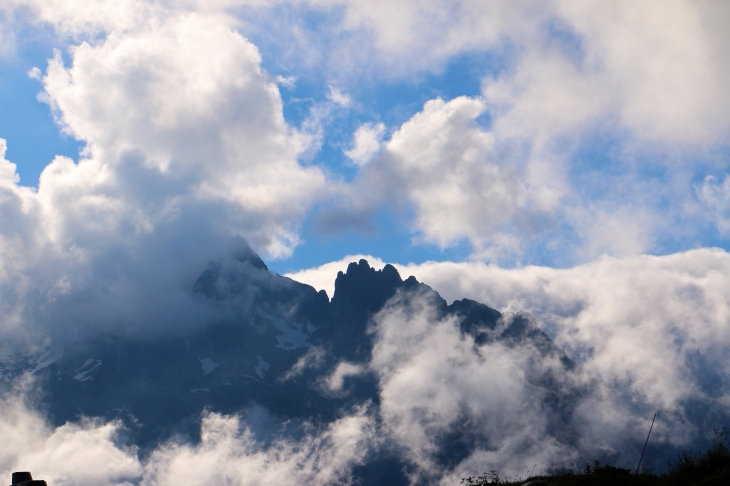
[460,429,730,486]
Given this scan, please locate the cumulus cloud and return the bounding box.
[355,96,535,256]
[322,91,675,261]
[157,1,730,147]
[21,1,727,145]
[551,0,730,145]
[268,0,730,258]
[0,10,326,341]
[315,0,730,146]
[6,0,730,260]
[40,13,322,231]
[344,122,384,166]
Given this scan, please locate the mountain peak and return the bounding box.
[331,260,406,314]
[227,236,268,270]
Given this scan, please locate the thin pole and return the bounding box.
[636,413,657,475]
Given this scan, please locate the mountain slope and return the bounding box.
[6,240,579,484]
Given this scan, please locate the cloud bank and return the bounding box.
[290,250,730,442]
[9,253,730,484]
[0,378,375,486]
[288,249,730,478]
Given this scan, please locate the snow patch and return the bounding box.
[73,359,101,381]
[75,358,94,372]
[33,345,64,373]
[255,307,313,350]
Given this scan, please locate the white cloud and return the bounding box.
[697,174,730,234]
[0,378,376,486]
[288,1,730,258]
[574,207,654,259]
[26,67,42,80]
[274,75,296,89]
[2,1,730,480]
[388,249,730,415]
[5,0,160,37]
[0,11,326,341]
[288,248,730,477]
[40,13,324,243]
[553,0,729,145]
[0,378,142,486]
[360,96,534,255]
[324,361,365,392]
[279,346,326,381]
[10,1,730,149]
[189,1,730,146]
[141,407,375,486]
[5,0,730,261]
[6,246,730,483]
[326,86,351,107]
[369,290,575,480]
[4,246,728,483]
[470,0,730,165]
[318,0,730,146]
[344,122,384,166]
[296,0,542,78]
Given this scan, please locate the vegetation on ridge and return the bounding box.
[461,428,730,486]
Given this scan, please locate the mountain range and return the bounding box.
[3,239,579,485]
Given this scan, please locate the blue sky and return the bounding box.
[0,40,81,185]
[267,54,495,273]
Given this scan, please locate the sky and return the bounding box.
[2,1,730,484]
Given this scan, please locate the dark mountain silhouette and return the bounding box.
[8,239,578,485]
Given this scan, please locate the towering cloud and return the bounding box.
[0,10,326,341]
[361,97,530,256]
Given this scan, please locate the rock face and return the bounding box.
[8,240,577,485]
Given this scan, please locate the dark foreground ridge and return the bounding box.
[8,238,578,485]
[462,428,730,486]
[10,472,46,486]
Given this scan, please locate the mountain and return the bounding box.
[3,239,578,485]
